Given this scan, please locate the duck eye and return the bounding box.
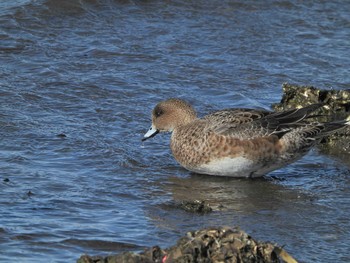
[154,106,164,117]
[155,110,163,117]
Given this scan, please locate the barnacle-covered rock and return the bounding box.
[77,226,297,263]
[272,83,350,158]
[178,200,213,213]
[272,83,350,117]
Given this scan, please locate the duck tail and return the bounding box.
[317,115,350,137]
[279,117,349,153]
[315,119,349,138]
[273,103,325,125]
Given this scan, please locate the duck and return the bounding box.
[142,98,349,177]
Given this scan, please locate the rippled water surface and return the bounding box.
[1,0,350,262]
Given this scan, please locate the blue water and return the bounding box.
[1,0,350,262]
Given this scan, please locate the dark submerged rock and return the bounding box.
[179,200,213,213]
[77,226,297,263]
[159,200,214,214]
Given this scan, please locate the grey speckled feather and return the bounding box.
[205,103,324,139]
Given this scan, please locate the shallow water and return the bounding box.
[1,0,350,262]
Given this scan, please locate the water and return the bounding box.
[1,0,350,262]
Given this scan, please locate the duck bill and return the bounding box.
[142,126,159,141]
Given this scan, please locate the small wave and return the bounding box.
[42,0,91,15]
[0,0,32,16]
[0,0,115,20]
[63,238,143,251]
[41,0,133,16]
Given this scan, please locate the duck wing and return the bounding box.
[203,108,271,127]
[206,103,324,139]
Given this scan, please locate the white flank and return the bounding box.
[191,157,257,177]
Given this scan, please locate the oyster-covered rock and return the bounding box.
[272,83,350,159]
[77,226,297,263]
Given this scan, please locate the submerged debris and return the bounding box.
[77,226,298,263]
[179,200,213,213]
[56,133,67,138]
[160,200,214,214]
[272,83,350,155]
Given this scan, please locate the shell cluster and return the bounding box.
[78,226,297,263]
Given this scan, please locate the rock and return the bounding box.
[178,200,213,213]
[77,226,298,263]
[272,83,350,157]
[56,133,67,138]
[272,83,350,117]
[159,200,214,214]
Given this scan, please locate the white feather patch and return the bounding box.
[191,157,257,177]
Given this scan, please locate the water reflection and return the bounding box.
[145,167,350,262]
[165,173,309,213]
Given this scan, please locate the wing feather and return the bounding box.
[203,104,324,139]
